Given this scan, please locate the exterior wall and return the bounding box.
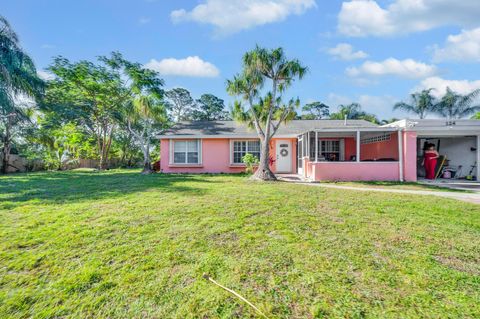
[403,131,417,182]
[360,132,399,161]
[344,137,356,161]
[478,135,480,181]
[160,137,297,174]
[309,162,400,181]
[303,132,403,182]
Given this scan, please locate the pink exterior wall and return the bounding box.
[160,130,419,181]
[344,137,356,161]
[310,162,400,181]
[360,132,399,161]
[403,131,417,182]
[303,131,418,182]
[160,137,297,174]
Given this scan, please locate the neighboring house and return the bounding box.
[158,119,480,182]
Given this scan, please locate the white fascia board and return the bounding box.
[157,134,297,139]
[415,129,480,137]
[308,127,398,134]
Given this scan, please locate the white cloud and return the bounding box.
[338,0,480,37]
[415,77,480,98]
[37,70,55,81]
[144,56,220,77]
[433,28,480,62]
[171,0,316,35]
[346,58,438,79]
[326,43,368,60]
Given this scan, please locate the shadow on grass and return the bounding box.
[0,170,218,208]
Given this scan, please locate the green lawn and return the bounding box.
[321,181,471,192]
[1,170,479,318]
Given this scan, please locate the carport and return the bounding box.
[387,119,480,182]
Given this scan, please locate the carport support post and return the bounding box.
[356,130,360,162]
[307,132,310,160]
[315,131,318,162]
[477,135,480,181]
[398,129,404,182]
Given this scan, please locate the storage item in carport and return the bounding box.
[434,155,447,179]
[442,170,452,179]
[466,162,477,180]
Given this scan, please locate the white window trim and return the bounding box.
[318,139,345,162]
[169,139,202,165]
[229,139,261,165]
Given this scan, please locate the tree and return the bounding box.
[301,101,330,119]
[124,96,167,173]
[0,16,44,173]
[100,52,167,174]
[329,103,379,124]
[227,46,307,181]
[165,88,195,122]
[32,121,88,170]
[434,87,480,119]
[380,118,400,125]
[192,94,230,120]
[44,55,126,169]
[393,88,435,119]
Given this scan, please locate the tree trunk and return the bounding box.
[99,144,106,170]
[142,160,153,174]
[252,137,276,181]
[141,149,153,174]
[1,120,11,174]
[141,140,153,174]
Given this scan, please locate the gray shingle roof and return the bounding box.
[159,120,378,137]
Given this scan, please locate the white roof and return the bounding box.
[384,119,480,136]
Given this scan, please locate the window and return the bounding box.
[232,140,260,164]
[172,140,200,164]
[321,140,340,161]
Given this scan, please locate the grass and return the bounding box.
[321,181,471,192]
[1,170,479,318]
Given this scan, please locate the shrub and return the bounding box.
[242,153,259,174]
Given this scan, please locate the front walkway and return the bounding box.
[418,178,480,192]
[277,174,480,205]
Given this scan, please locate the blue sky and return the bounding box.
[2,0,480,119]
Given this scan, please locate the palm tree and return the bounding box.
[227,46,307,181]
[393,89,435,119]
[329,103,379,124]
[434,87,480,119]
[0,16,44,173]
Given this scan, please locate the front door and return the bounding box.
[276,140,292,173]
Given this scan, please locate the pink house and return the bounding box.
[159,119,480,182]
